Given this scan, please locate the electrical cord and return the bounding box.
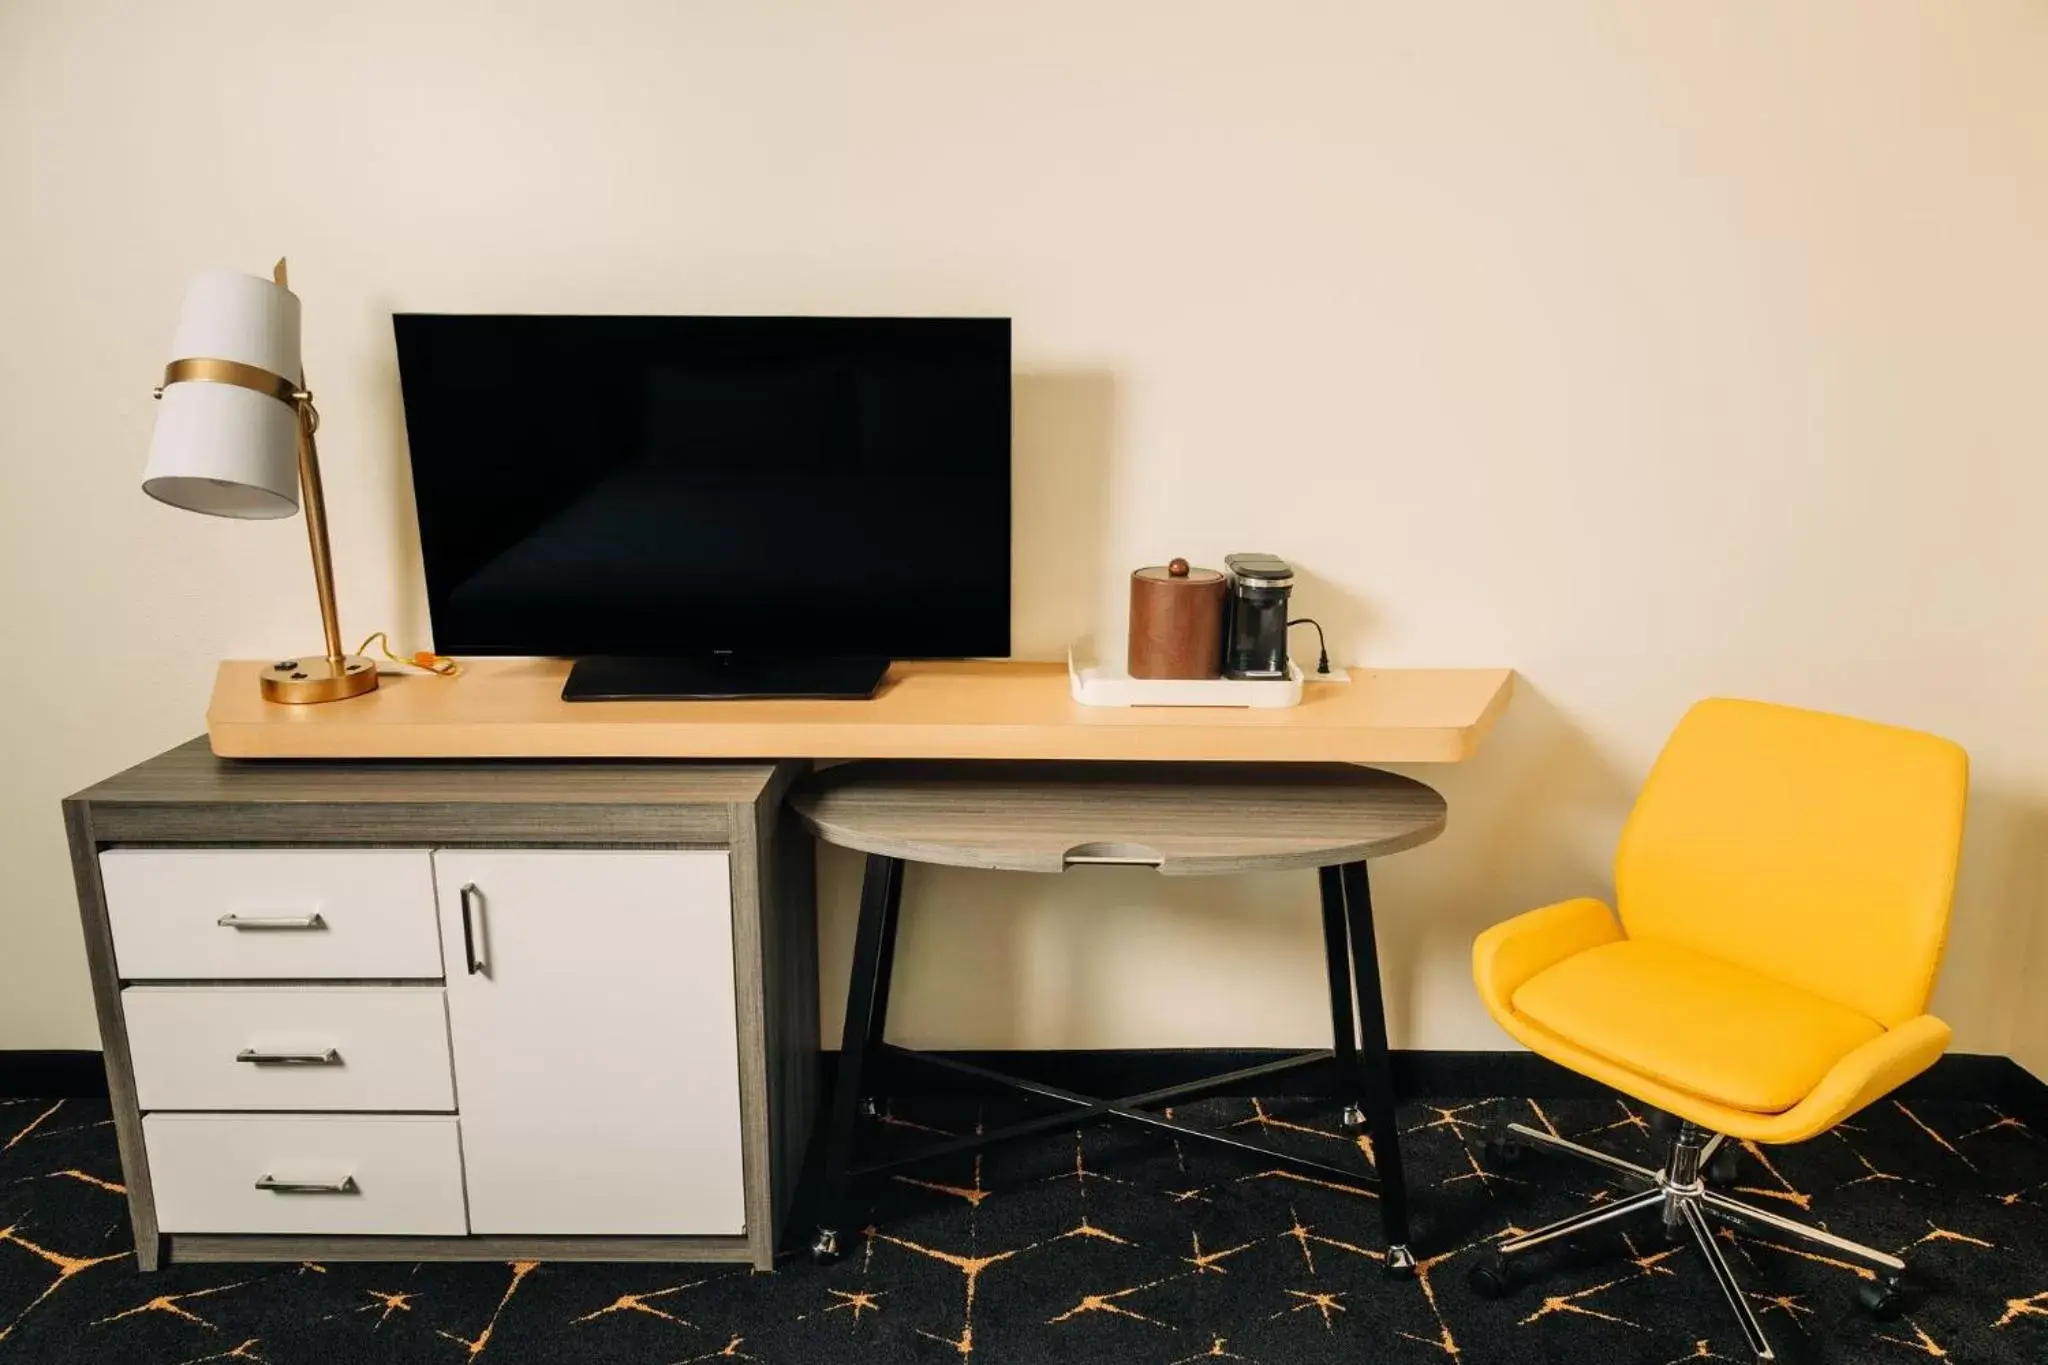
[1287,618,1332,676]
[355,632,462,677]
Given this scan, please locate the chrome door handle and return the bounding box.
[236,1048,342,1066]
[255,1174,359,1195]
[458,883,487,977]
[217,912,327,930]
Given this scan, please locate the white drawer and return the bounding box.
[144,1113,468,1235]
[124,987,454,1113]
[101,850,442,980]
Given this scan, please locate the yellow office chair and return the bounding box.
[1468,698,1967,1362]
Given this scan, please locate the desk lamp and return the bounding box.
[142,260,377,703]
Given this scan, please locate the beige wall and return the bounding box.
[3,2,2044,1059]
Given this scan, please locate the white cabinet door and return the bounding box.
[432,850,745,1235]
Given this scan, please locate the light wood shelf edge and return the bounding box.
[206,659,1516,764]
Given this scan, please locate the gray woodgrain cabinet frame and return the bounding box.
[64,738,818,1271]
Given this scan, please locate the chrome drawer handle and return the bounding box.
[217,912,327,930]
[236,1048,342,1066]
[254,1174,359,1195]
[458,883,487,977]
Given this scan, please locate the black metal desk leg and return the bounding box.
[1317,866,1366,1130]
[812,854,906,1262]
[1338,859,1415,1275]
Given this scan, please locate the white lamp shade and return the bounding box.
[142,270,306,519]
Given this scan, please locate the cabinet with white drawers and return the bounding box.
[65,740,817,1271]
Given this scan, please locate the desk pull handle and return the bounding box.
[1062,854,1165,867]
[255,1174,359,1195]
[236,1048,341,1066]
[1062,843,1165,868]
[459,883,487,977]
[218,912,327,930]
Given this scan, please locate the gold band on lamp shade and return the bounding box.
[156,357,303,407]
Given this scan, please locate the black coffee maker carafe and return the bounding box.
[1222,553,1293,679]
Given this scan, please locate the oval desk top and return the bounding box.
[789,761,1447,876]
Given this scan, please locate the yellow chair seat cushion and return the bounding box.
[1509,939,1886,1114]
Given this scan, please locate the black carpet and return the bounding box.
[2,1091,2044,1363]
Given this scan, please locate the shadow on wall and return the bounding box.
[1285,562,1378,671]
[1009,369,1118,660]
[2013,800,2048,1066]
[817,369,1120,1047]
[1374,679,1638,1046]
[372,297,429,649]
[1941,784,2048,1048]
[815,842,1026,1056]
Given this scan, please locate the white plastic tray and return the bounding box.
[1068,644,1304,708]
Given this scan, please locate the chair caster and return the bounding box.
[1384,1244,1417,1279]
[1857,1274,1907,1321]
[1484,1135,1526,1169]
[1705,1144,1742,1186]
[810,1227,842,1264]
[858,1096,880,1119]
[1339,1104,1367,1130]
[1467,1249,1515,1299]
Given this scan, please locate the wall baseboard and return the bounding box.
[0,1050,106,1099]
[5,1048,2040,1131]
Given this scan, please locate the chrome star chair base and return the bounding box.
[1467,1116,1907,1362]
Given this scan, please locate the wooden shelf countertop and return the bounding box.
[206,659,1515,764]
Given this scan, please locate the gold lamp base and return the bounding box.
[259,655,380,704]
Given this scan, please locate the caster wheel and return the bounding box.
[1467,1250,1514,1299]
[1706,1145,1742,1186]
[1340,1104,1367,1130]
[1857,1274,1906,1321]
[810,1227,842,1265]
[858,1096,880,1119]
[1485,1136,1527,1169]
[1383,1245,1417,1280]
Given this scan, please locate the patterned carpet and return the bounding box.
[1,1090,2044,1363]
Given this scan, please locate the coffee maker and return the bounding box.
[1222,553,1294,679]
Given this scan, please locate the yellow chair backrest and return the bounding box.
[1615,698,1967,1028]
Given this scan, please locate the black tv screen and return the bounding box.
[393,314,1011,660]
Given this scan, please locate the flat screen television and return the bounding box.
[392,314,1011,700]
